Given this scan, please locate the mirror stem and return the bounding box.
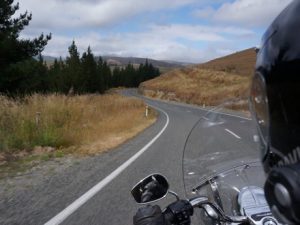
[168,190,180,201]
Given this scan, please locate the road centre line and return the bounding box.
[225,129,241,139]
[44,105,170,225]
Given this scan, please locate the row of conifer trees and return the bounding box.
[44,41,160,94]
[1,41,160,95]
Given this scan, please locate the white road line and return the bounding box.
[151,97,251,121]
[225,129,241,139]
[138,92,252,121]
[44,105,169,225]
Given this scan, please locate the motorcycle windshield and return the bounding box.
[183,100,266,215]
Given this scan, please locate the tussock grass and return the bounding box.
[139,68,251,107]
[198,48,256,77]
[0,94,155,160]
[139,48,255,111]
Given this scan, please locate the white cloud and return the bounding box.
[148,24,224,42]
[41,33,208,63]
[16,0,261,62]
[194,0,292,28]
[19,0,198,29]
[24,23,255,63]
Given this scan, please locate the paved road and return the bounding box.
[0,89,258,225]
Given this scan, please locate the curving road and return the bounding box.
[0,89,258,225]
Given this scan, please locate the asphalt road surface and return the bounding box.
[0,89,259,225]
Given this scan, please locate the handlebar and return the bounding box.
[163,197,248,225]
[191,197,248,223]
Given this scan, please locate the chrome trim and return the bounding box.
[168,190,180,201]
[189,197,209,207]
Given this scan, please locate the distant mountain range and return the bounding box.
[42,55,191,70]
[102,56,191,68]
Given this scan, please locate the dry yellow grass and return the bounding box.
[139,48,256,109]
[198,48,256,77]
[0,94,156,160]
[139,68,251,107]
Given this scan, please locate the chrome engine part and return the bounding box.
[238,186,280,225]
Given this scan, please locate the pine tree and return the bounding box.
[36,53,48,92]
[81,46,98,93]
[48,58,65,92]
[95,57,105,93]
[0,0,51,93]
[123,63,136,87]
[102,61,112,91]
[112,67,121,87]
[65,40,81,93]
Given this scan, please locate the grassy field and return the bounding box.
[0,93,156,163]
[139,48,255,109]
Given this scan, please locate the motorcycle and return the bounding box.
[131,101,281,225]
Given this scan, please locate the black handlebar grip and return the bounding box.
[163,200,193,225]
[164,210,174,224]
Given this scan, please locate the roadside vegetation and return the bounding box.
[0,93,156,163]
[140,49,256,110]
[0,0,157,172]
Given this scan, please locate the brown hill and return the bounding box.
[140,68,250,107]
[139,48,256,110]
[198,47,256,77]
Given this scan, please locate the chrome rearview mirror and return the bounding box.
[131,174,169,204]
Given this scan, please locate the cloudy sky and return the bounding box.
[19,0,292,63]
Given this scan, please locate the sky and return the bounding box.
[18,0,292,63]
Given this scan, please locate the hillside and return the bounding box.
[139,48,256,109]
[198,48,256,77]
